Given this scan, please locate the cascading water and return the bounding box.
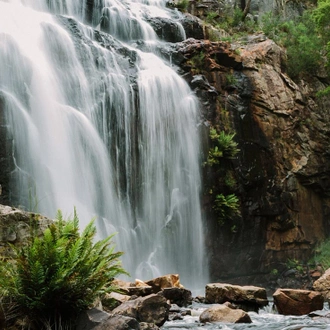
[0,0,208,292]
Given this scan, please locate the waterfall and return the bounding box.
[0,0,208,292]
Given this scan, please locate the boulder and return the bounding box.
[199,304,252,323]
[161,287,192,307]
[0,205,53,257]
[112,278,153,297]
[145,274,183,293]
[205,283,268,310]
[127,286,154,297]
[273,288,324,315]
[93,315,140,330]
[148,17,183,42]
[313,268,330,302]
[102,292,131,311]
[179,13,204,39]
[111,293,170,326]
[76,308,110,330]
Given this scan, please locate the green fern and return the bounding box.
[213,193,240,223]
[207,128,239,166]
[0,209,128,329]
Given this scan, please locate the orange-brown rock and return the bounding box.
[205,283,268,309]
[199,304,252,323]
[176,34,330,286]
[273,288,324,315]
[111,294,170,326]
[145,274,183,293]
[313,268,330,302]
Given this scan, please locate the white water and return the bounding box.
[0,0,208,291]
[162,303,330,329]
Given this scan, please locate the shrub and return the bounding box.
[187,51,206,74]
[213,193,240,223]
[311,238,330,270]
[260,11,322,78]
[0,209,127,329]
[207,128,239,165]
[173,0,189,12]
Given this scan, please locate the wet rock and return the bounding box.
[199,304,252,323]
[111,278,153,297]
[93,315,140,330]
[102,292,131,311]
[273,288,324,315]
[205,283,268,310]
[161,287,193,307]
[313,268,330,302]
[148,17,184,43]
[179,13,204,39]
[111,293,170,326]
[76,308,110,330]
[145,274,183,293]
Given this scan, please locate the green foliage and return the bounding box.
[0,209,127,329]
[225,73,237,87]
[313,0,330,39]
[213,193,240,222]
[260,12,283,41]
[281,18,322,77]
[286,258,305,274]
[187,51,206,73]
[172,0,189,11]
[205,127,241,226]
[224,170,237,189]
[311,238,330,269]
[270,268,279,276]
[206,11,219,24]
[207,128,239,165]
[260,10,323,78]
[317,85,330,97]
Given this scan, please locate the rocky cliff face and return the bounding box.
[173,18,330,286]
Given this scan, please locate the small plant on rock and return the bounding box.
[0,209,127,329]
[207,128,239,165]
[213,193,240,223]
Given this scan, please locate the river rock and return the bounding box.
[273,288,324,315]
[199,304,252,323]
[111,293,170,326]
[205,283,268,310]
[313,268,330,302]
[160,287,193,307]
[102,292,131,311]
[112,278,153,297]
[76,308,111,330]
[93,315,140,330]
[145,274,183,293]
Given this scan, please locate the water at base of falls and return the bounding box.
[161,303,330,329]
[0,0,208,292]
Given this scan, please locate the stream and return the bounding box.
[161,303,330,329]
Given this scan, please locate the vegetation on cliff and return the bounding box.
[175,0,330,86]
[205,128,240,225]
[0,210,127,329]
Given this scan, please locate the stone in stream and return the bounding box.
[273,288,324,315]
[199,303,252,323]
[205,283,268,311]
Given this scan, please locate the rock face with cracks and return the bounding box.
[172,32,330,286]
